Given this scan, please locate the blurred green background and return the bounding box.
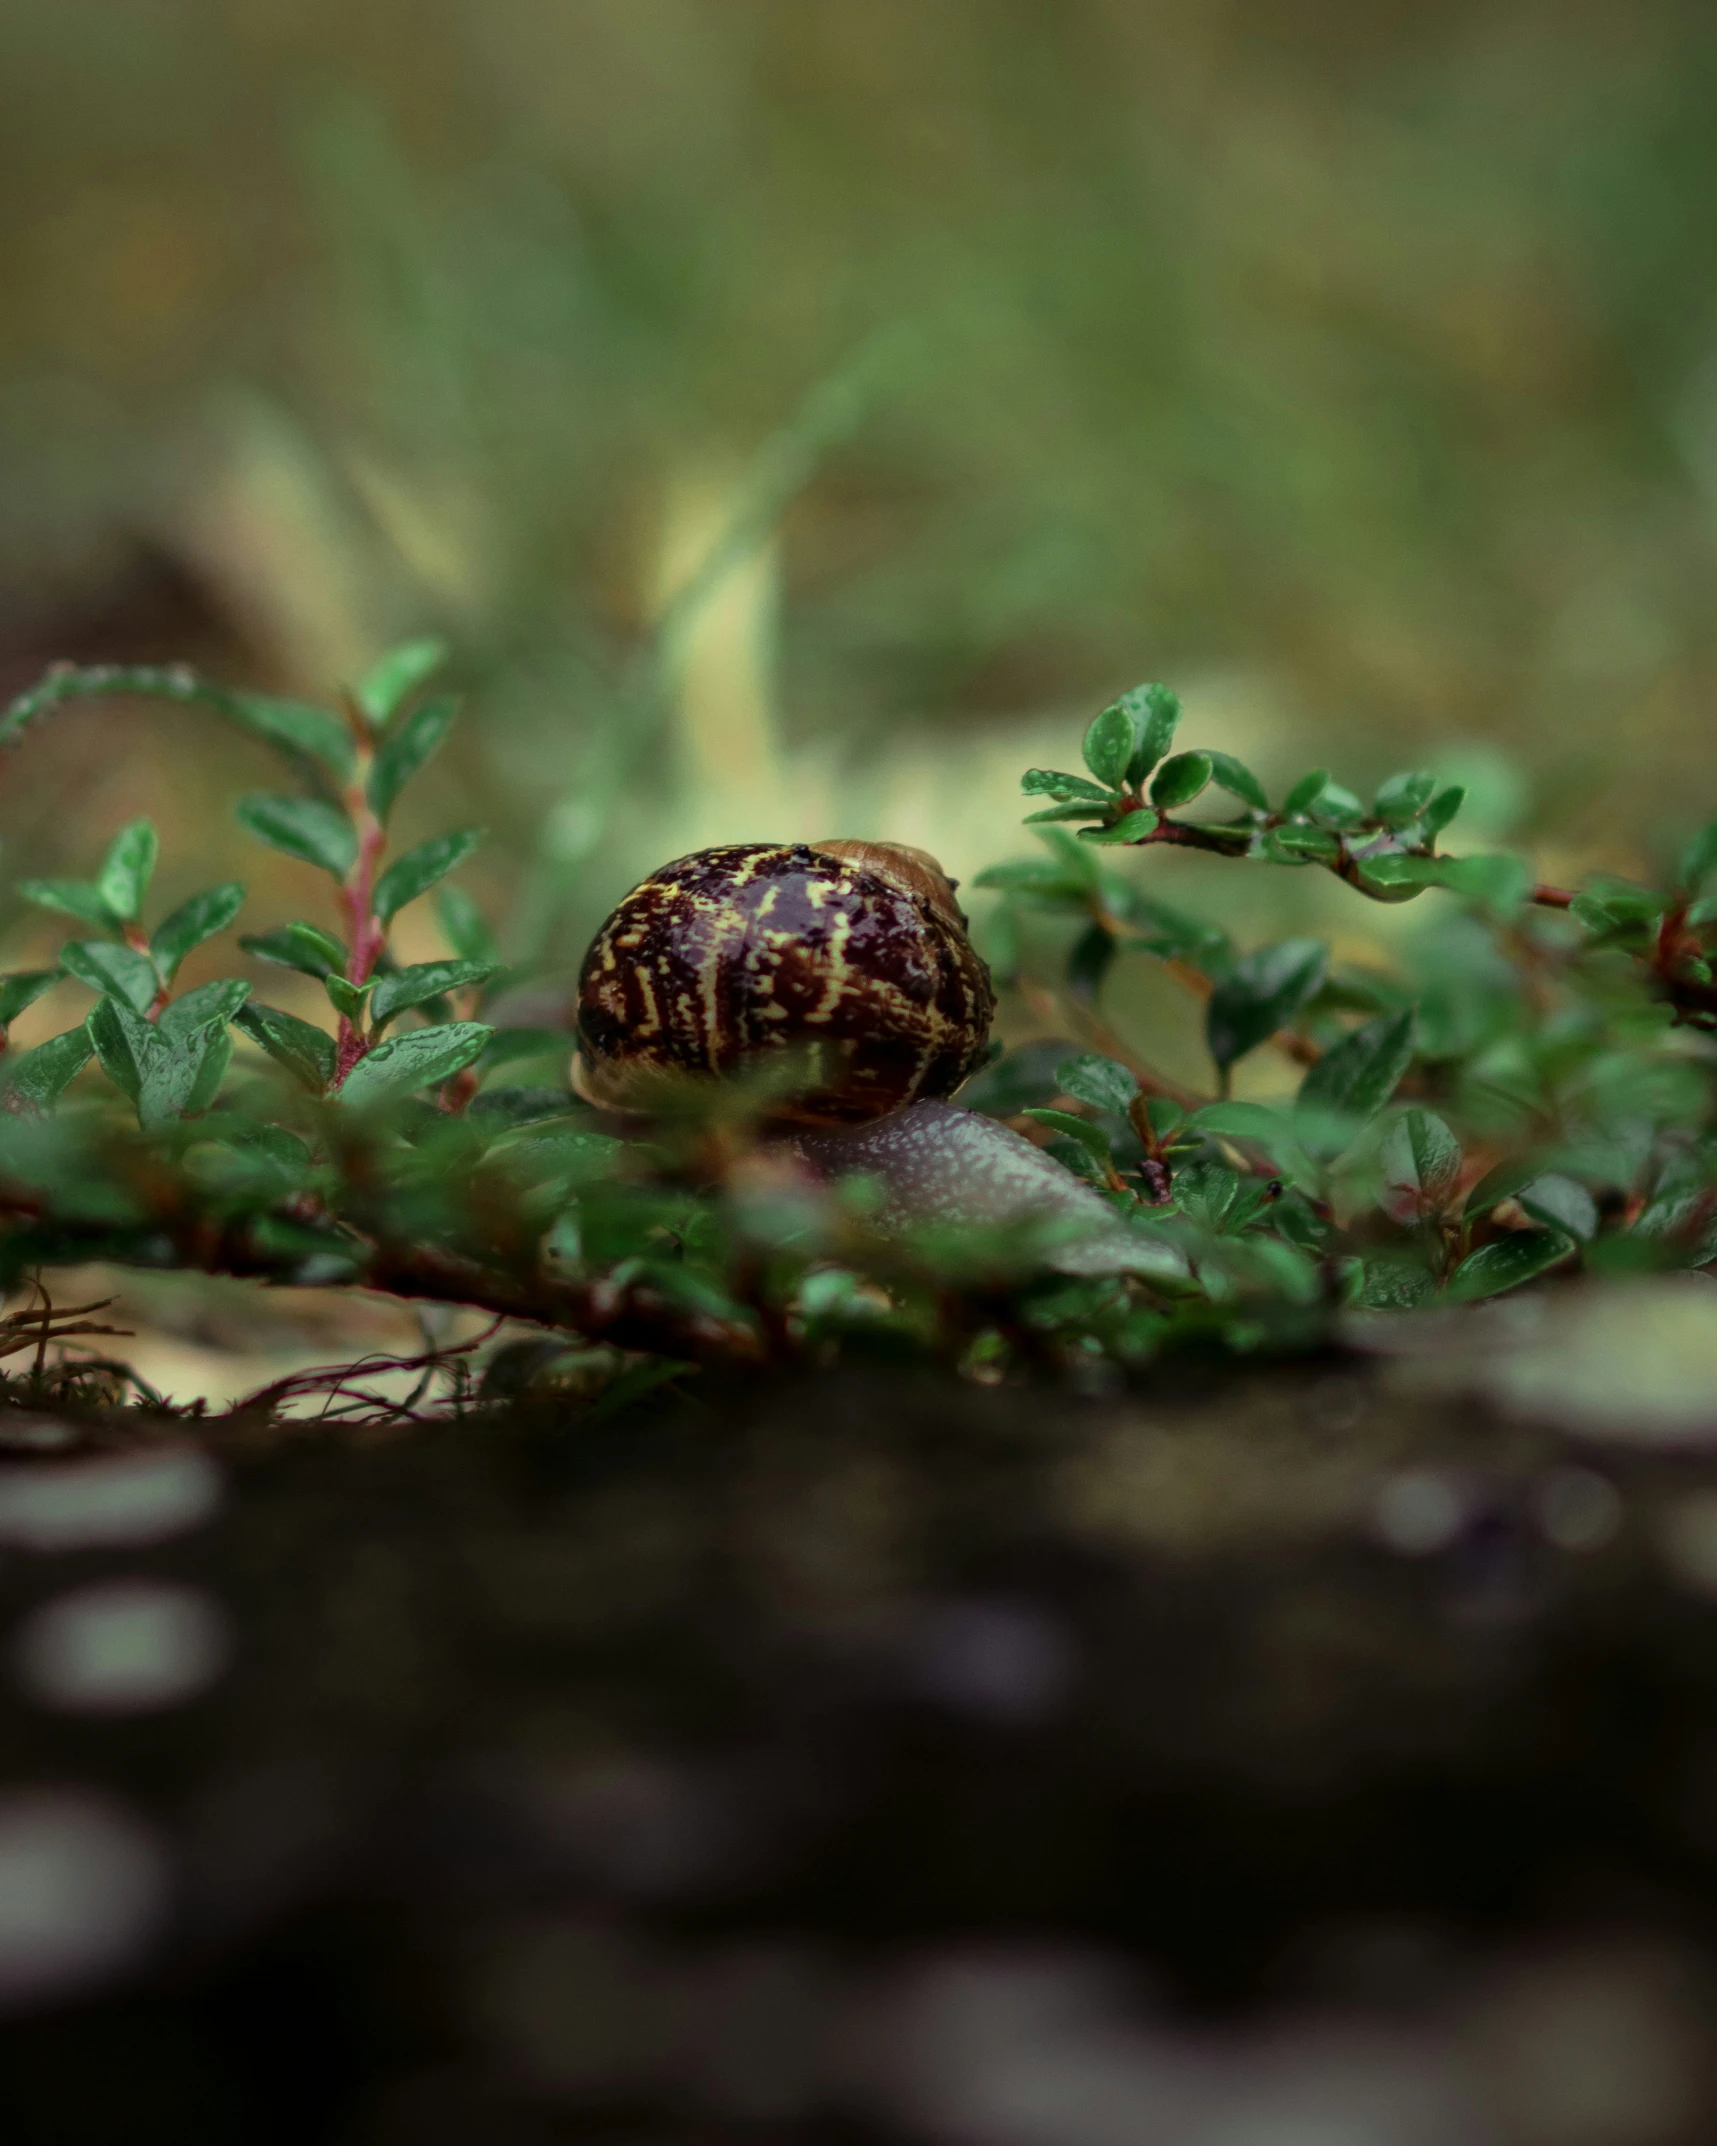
[1,0,1714,1087]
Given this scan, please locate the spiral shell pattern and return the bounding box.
[575,842,995,1125]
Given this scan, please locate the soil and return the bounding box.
[2,1360,1717,2143]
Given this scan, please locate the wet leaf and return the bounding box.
[152,882,245,980]
[1445,1228,1572,1302]
[336,1021,493,1108]
[236,794,358,879]
[1206,939,1327,1071]
[372,829,483,922]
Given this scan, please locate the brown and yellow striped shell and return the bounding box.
[574,840,995,1126]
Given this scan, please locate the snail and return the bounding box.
[574,840,996,1126]
[790,1100,1186,1282]
[575,840,1179,1279]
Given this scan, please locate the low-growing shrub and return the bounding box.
[0,654,1711,1401]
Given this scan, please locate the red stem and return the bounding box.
[333,738,388,1084]
[122,921,173,1021]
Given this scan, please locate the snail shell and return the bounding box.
[575,840,995,1126]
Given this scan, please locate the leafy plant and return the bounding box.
[1,657,1715,1404]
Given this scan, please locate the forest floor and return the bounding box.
[2,1324,1717,2143]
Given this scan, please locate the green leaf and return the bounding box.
[0,665,356,783]
[2,1027,93,1111]
[1463,1154,1542,1219]
[95,820,158,922]
[1577,877,1666,923]
[183,1029,233,1116]
[194,1117,316,1193]
[1114,885,1234,972]
[1421,786,1466,837]
[1064,922,1116,1004]
[1021,768,1111,804]
[240,922,347,980]
[233,1002,337,1094]
[222,692,356,781]
[366,694,458,822]
[1024,801,1112,824]
[151,882,245,980]
[973,845,1095,905]
[371,959,499,1030]
[1347,1256,1438,1310]
[89,989,235,1126]
[236,794,358,879]
[1150,751,1212,811]
[356,638,449,729]
[1309,780,1364,827]
[159,978,250,1043]
[1380,1108,1462,1214]
[1267,826,1342,865]
[1174,1157,1243,1231]
[1079,809,1158,846]
[59,940,158,1015]
[1282,769,1332,816]
[479,1027,569,1073]
[17,878,117,929]
[1297,1009,1414,1124]
[1184,1100,1293,1144]
[1055,1053,1138,1113]
[372,828,482,923]
[1680,819,1717,895]
[324,975,374,1020]
[1353,852,1438,893]
[1433,854,1530,914]
[1569,892,1650,946]
[1372,771,1436,828]
[1445,1229,1572,1302]
[1081,702,1137,789]
[1518,1172,1599,1242]
[84,996,147,1106]
[0,971,60,1027]
[1020,1107,1113,1166]
[1123,683,1181,786]
[1203,752,1268,813]
[437,885,499,967]
[336,1021,493,1109]
[136,1016,230,1132]
[468,1087,581,1130]
[1205,939,1328,1071]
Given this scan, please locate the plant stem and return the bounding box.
[334,728,388,1084]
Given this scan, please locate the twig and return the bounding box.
[232,1316,505,1418]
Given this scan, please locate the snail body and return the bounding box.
[576,841,995,1126]
[792,1101,1188,1281]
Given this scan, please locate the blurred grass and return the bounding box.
[0,0,1714,1036]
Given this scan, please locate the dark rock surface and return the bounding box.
[1,1364,1716,2142]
